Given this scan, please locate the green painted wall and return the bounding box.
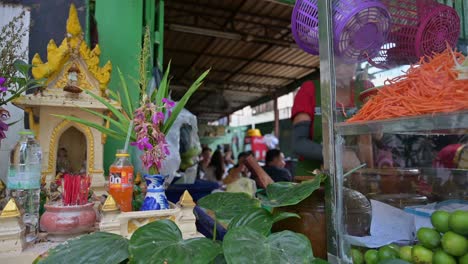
[200,126,249,162]
[95,1,144,172]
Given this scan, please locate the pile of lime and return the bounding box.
[352,210,468,264]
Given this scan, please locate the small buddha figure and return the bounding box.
[48,182,62,203]
[56,147,71,174]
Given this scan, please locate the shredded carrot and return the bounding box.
[347,46,468,123]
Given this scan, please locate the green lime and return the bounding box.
[460,253,468,264]
[433,249,457,264]
[441,231,468,257]
[364,249,379,264]
[399,245,413,262]
[416,227,441,249]
[378,245,398,260]
[412,245,433,264]
[351,249,364,264]
[431,210,451,233]
[449,210,468,236]
[387,244,400,253]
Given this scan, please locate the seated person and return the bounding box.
[197,147,212,179]
[203,150,226,183]
[224,151,252,184]
[262,149,292,182]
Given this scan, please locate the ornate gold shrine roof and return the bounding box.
[14,4,118,110]
[31,4,111,94]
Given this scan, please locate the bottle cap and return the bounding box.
[116,153,130,157]
[18,130,34,135]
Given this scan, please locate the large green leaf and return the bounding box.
[228,208,273,236]
[197,192,261,223]
[129,219,221,264]
[162,69,210,134]
[228,208,299,236]
[223,227,314,264]
[258,176,322,207]
[271,211,300,223]
[37,232,129,264]
[52,114,125,141]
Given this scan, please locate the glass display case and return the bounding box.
[316,0,468,262]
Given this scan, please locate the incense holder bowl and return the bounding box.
[40,202,96,241]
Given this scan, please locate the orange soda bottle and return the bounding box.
[109,150,134,212]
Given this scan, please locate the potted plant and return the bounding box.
[34,176,330,264]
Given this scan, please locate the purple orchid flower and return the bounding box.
[162,98,175,108]
[0,77,7,93]
[130,137,153,151]
[151,111,165,125]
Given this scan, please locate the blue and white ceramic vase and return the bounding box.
[140,174,170,211]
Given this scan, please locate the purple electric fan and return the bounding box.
[368,0,460,69]
[291,0,391,63]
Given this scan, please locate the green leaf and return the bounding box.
[271,211,300,223]
[162,68,210,134]
[52,114,125,141]
[77,106,131,137]
[13,59,31,76]
[258,176,321,207]
[152,62,171,105]
[37,232,129,264]
[117,67,134,115]
[128,219,221,264]
[228,208,274,236]
[84,90,129,128]
[198,192,261,223]
[223,227,314,264]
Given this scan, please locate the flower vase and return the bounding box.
[141,174,169,211]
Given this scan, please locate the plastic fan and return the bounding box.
[369,0,460,69]
[291,0,391,63]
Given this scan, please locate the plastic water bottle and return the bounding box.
[7,130,42,243]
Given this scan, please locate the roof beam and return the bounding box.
[169,0,291,24]
[172,65,296,81]
[166,23,296,47]
[178,0,248,81]
[167,6,290,31]
[245,69,320,109]
[171,84,266,95]
[166,48,314,69]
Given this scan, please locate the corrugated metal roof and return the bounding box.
[165,0,320,121]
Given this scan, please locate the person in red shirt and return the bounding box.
[291,80,323,163]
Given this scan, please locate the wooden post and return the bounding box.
[273,96,279,138]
